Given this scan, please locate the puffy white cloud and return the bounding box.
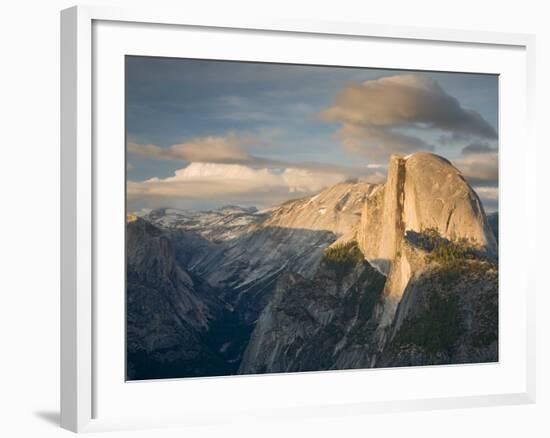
[320,74,497,160]
[127,162,354,208]
[127,132,386,192]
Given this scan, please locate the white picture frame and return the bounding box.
[60,4,536,433]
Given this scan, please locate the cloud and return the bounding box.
[127,162,363,209]
[366,163,387,169]
[320,74,497,160]
[473,186,499,213]
[128,133,268,164]
[453,152,498,185]
[474,186,499,202]
[128,132,385,183]
[334,124,433,160]
[462,141,498,155]
[215,95,316,123]
[453,153,499,212]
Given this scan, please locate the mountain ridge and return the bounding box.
[127,152,499,379]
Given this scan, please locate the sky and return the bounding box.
[126,56,499,213]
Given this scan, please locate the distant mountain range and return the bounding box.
[126,152,499,380]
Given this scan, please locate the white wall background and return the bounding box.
[0,1,547,436]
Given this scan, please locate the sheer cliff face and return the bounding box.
[358,153,496,271]
[357,153,497,328]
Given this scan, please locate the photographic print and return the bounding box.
[126,57,498,381]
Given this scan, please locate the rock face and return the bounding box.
[128,152,499,378]
[145,181,375,324]
[126,217,247,380]
[239,242,386,374]
[239,153,498,373]
[357,153,496,330]
[378,248,498,367]
[127,218,215,379]
[239,233,498,373]
[206,182,376,323]
[261,181,377,243]
[358,153,496,268]
[129,181,375,378]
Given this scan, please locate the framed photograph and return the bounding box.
[61,5,536,433]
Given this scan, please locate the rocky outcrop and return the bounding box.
[239,233,498,373]
[357,153,496,331]
[126,217,234,380]
[261,181,377,243]
[377,231,498,366]
[127,217,216,331]
[239,242,386,374]
[358,153,496,267]
[239,153,498,373]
